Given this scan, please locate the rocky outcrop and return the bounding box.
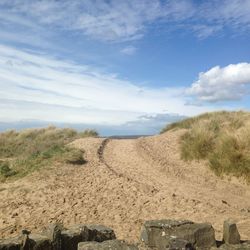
[141,220,216,249]
[0,219,249,250]
[0,223,116,250]
[223,219,241,245]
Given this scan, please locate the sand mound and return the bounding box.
[0,131,249,242]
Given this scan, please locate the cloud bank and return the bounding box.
[187,63,250,102]
[0,44,217,125]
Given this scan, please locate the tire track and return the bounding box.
[97,138,121,176]
[97,138,159,195]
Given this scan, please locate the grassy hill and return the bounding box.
[0,126,98,182]
[161,111,250,183]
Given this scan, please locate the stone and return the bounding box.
[86,225,116,242]
[28,233,53,250]
[78,240,138,250]
[41,222,64,250]
[0,237,21,250]
[223,219,241,245]
[169,238,194,250]
[141,220,216,250]
[61,224,115,250]
[61,225,88,250]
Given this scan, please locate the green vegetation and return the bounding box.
[161,111,250,182]
[0,126,98,181]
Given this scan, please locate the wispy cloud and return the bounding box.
[187,63,250,102]
[1,0,250,44]
[0,44,217,124]
[120,46,137,55]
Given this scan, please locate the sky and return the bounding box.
[0,0,250,135]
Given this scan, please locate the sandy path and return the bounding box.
[0,132,249,242]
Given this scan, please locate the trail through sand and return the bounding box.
[0,130,250,242]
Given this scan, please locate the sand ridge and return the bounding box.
[0,131,249,242]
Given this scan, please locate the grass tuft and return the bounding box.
[162,111,250,182]
[0,127,98,181]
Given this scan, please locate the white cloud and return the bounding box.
[0,44,217,124]
[120,46,137,55]
[187,63,250,102]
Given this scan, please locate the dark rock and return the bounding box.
[28,233,53,250]
[78,240,138,250]
[223,219,241,245]
[86,225,116,242]
[61,225,88,250]
[41,222,64,250]
[0,237,21,250]
[169,238,194,250]
[61,224,115,250]
[141,219,216,250]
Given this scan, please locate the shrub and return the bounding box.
[79,129,98,137]
[0,161,16,178]
[63,148,86,165]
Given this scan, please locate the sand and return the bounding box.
[0,130,249,242]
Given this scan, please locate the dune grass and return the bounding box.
[0,126,98,181]
[161,111,250,182]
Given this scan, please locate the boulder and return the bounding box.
[60,224,116,250]
[78,240,138,250]
[27,233,52,250]
[0,237,21,250]
[61,225,88,250]
[86,225,116,242]
[141,220,216,250]
[223,219,241,245]
[41,222,64,250]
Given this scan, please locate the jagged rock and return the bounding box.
[28,233,53,250]
[78,240,138,250]
[0,237,21,250]
[61,225,88,250]
[41,222,64,250]
[86,225,116,242]
[60,224,116,250]
[141,219,216,250]
[223,219,241,245]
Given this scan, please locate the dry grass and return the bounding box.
[0,126,98,181]
[161,111,250,182]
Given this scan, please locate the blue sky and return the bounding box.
[0,0,250,134]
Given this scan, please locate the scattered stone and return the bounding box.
[223,219,240,245]
[78,240,138,250]
[141,219,216,249]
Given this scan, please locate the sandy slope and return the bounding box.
[0,131,250,242]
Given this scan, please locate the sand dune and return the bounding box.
[0,131,249,242]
